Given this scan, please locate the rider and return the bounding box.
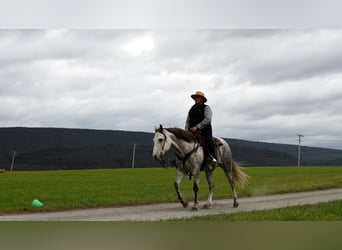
[185,91,217,164]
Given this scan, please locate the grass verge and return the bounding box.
[0,166,342,214]
[181,200,342,221]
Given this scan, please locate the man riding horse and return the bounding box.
[153,91,248,209]
[185,91,218,167]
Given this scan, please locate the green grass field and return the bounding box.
[182,200,342,221]
[1,166,342,216]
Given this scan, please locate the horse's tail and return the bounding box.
[231,161,249,188]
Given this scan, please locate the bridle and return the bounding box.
[158,131,168,168]
[157,129,200,171]
[159,131,167,153]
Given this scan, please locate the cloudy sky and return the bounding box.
[1,29,342,149]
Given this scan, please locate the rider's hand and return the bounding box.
[190,126,199,132]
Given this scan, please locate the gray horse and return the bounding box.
[152,125,249,211]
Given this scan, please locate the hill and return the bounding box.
[0,127,341,170]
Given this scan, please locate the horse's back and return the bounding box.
[214,137,232,159]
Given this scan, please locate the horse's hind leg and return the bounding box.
[203,169,214,209]
[174,170,188,208]
[222,161,239,208]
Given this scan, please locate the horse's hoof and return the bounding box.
[191,206,199,211]
[233,202,239,208]
[203,203,211,209]
[182,201,189,208]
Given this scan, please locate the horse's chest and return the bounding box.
[175,157,198,174]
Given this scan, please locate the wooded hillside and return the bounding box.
[1,127,341,170]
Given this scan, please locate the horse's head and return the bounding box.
[152,125,173,161]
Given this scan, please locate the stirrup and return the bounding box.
[206,159,217,171]
[208,155,217,163]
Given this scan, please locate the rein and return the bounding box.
[158,130,200,172]
[176,144,200,168]
[159,158,168,169]
[176,143,200,180]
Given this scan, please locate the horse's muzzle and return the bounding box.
[153,154,160,161]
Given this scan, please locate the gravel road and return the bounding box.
[1,188,341,221]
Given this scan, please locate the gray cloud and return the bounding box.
[1,29,342,149]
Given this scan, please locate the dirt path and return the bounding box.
[1,188,342,221]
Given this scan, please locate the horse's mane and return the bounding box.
[166,128,196,142]
[157,127,202,144]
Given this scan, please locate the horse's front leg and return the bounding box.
[203,169,214,209]
[191,173,200,211]
[174,169,188,208]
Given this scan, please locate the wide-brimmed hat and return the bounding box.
[191,91,207,103]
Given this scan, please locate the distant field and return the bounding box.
[0,166,342,213]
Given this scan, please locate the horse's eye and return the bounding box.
[158,138,164,143]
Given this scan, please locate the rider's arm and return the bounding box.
[185,112,190,130]
[196,105,212,129]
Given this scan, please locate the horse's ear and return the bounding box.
[154,124,163,132]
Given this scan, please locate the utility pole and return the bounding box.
[10,151,16,171]
[131,143,136,168]
[297,134,304,166]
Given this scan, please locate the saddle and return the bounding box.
[212,137,224,146]
[198,137,224,171]
[193,134,223,147]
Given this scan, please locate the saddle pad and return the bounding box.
[212,137,223,146]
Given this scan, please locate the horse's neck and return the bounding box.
[168,132,197,154]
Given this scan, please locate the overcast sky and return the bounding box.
[1,29,342,149]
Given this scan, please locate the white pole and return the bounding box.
[10,151,16,171]
[297,134,304,166]
[132,143,136,168]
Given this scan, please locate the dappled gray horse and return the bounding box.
[152,125,248,210]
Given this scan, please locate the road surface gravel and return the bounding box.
[1,188,341,221]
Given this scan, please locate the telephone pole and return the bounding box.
[131,143,136,168]
[297,134,304,166]
[10,151,16,171]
